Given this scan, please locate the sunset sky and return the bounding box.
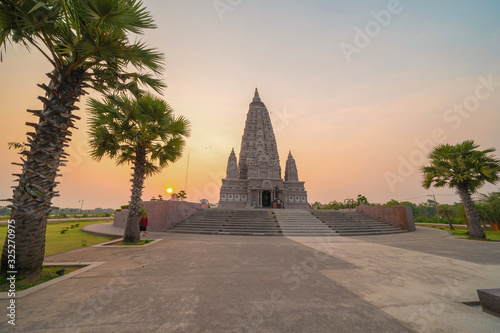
[1,0,499,209]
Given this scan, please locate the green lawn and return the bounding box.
[0,265,84,292]
[0,220,113,255]
[425,225,500,241]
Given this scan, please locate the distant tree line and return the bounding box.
[312,195,369,210]
[0,207,10,216]
[0,206,114,217]
[312,191,500,231]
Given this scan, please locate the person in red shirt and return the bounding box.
[139,210,148,237]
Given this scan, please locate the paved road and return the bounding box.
[0,225,498,332]
[350,227,500,265]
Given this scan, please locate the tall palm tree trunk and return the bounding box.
[1,67,85,276]
[456,183,485,239]
[123,146,147,243]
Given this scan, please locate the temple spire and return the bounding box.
[218,89,308,209]
[226,148,238,179]
[250,88,264,107]
[285,151,299,181]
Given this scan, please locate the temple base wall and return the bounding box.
[356,205,416,231]
[218,201,247,209]
[113,201,202,232]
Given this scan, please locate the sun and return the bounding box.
[166,188,173,194]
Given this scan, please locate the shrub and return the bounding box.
[60,227,69,234]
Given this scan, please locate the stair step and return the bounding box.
[169,209,406,237]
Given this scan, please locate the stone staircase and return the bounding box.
[310,210,407,236]
[169,209,407,237]
[273,210,338,237]
[168,209,282,236]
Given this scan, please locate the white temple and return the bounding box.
[218,89,309,209]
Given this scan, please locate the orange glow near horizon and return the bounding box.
[166,188,174,194]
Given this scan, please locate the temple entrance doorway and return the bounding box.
[262,191,271,208]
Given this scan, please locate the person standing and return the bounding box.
[139,210,148,237]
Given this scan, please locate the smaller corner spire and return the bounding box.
[288,150,293,158]
[254,87,259,95]
[226,148,238,179]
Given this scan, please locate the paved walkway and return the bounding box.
[1,225,499,332]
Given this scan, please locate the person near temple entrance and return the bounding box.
[139,209,148,237]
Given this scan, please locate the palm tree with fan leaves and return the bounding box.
[422,140,500,239]
[0,0,164,275]
[436,204,455,230]
[476,191,500,231]
[88,94,190,243]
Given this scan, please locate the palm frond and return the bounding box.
[88,93,189,178]
[1,0,164,92]
[81,0,155,34]
[422,140,500,192]
[124,40,164,74]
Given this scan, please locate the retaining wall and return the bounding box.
[113,201,202,232]
[356,205,416,231]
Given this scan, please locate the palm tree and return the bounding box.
[476,191,500,204]
[422,140,500,239]
[88,94,190,243]
[0,0,163,276]
[356,194,368,206]
[176,190,187,201]
[476,191,500,231]
[436,204,455,230]
[474,204,494,230]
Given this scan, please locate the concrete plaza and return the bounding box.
[1,224,499,332]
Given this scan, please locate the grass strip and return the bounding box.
[0,220,113,256]
[112,240,152,246]
[0,265,85,292]
[424,225,500,241]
